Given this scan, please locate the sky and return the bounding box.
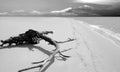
[0,0,120,12]
[74,0,120,4]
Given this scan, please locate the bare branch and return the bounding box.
[55,38,76,44]
[18,36,60,72]
[0,29,76,72]
[18,37,76,72]
[18,65,43,72]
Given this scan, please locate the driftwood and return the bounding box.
[0,37,75,72]
[18,37,75,72]
[1,31,75,72]
[17,37,75,72]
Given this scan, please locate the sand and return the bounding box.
[0,17,120,72]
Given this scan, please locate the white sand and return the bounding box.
[0,17,120,72]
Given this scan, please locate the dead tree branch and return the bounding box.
[18,37,75,72]
[0,33,75,72]
[0,29,76,72]
[55,38,75,44]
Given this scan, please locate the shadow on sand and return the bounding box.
[0,44,55,72]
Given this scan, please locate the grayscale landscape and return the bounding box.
[0,0,120,72]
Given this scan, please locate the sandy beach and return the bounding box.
[0,17,120,72]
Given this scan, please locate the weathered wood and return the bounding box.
[18,37,75,72]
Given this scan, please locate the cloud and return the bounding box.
[0,12,8,15]
[50,7,72,13]
[79,5,94,9]
[74,0,120,5]
[30,10,42,14]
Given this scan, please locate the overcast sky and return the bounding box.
[75,0,120,4]
[0,0,119,12]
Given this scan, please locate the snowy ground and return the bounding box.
[0,17,120,72]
